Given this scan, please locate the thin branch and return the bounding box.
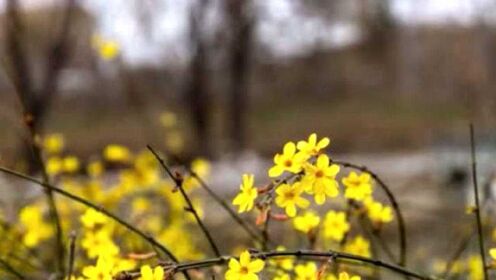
[0,166,191,280]
[5,0,66,274]
[121,249,435,280]
[261,209,271,251]
[66,231,77,280]
[358,215,396,263]
[441,231,474,278]
[469,124,488,280]
[147,145,221,257]
[36,0,78,121]
[331,159,408,266]
[0,257,25,280]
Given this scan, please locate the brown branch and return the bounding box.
[441,231,474,278]
[66,231,77,280]
[5,1,66,275]
[147,145,221,257]
[469,124,488,280]
[35,0,78,122]
[119,249,435,280]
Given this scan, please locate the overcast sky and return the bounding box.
[1,0,495,65]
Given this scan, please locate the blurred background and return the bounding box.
[1,0,496,268]
[1,0,496,158]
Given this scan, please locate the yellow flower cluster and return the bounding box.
[12,125,209,278]
[228,133,399,279]
[19,205,53,247]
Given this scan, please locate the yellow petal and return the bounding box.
[283,142,296,156]
[248,259,265,273]
[269,166,283,178]
[240,251,251,267]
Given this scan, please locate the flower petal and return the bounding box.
[248,259,265,272]
[240,251,251,267]
[283,142,296,156]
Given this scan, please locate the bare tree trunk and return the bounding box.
[4,0,77,172]
[185,0,211,156]
[224,0,253,152]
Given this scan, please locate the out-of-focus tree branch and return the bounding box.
[184,0,212,156]
[224,0,254,152]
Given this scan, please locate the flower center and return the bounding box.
[284,192,295,200]
[350,180,360,187]
[284,160,293,167]
[240,266,249,274]
[315,170,324,178]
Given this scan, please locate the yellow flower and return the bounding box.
[326,275,338,280]
[491,248,496,259]
[303,154,340,204]
[338,272,361,280]
[225,250,265,280]
[82,256,114,280]
[191,158,210,178]
[87,161,104,177]
[364,198,393,225]
[275,182,310,217]
[103,144,132,162]
[273,273,291,280]
[468,255,483,280]
[46,156,63,176]
[139,265,164,280]
[19,205,53,247]
[269,142,306,177]
[43,133,64,154]
[342,172,372,201]
[232,174,258,213]
[63,156,80,173]
[295,262,317,280]
[182,158,211,190]
[81,230,119,259]
[323,211,350,242]
[158,222,204,260]
[132,197,151,216]
[489,248,496,267]
[92,35,120,61]
[293,211,320,233]
[81,209,108,229]
[344,236,371,258]
[165,130,184,153]
[160,111,177,128]
[297,133,330,157]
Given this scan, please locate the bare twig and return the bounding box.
[358,215,396,263]
[469,124,488,280]
[261,209,271,251]
[331,159,408,266]
[5,0,66,275]
[67,231,77,280]
[147,145,221,257]
[121,249,435,280]
[442,231,474,278]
